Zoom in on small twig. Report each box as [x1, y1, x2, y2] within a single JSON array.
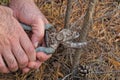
[[64, 0, 73, 28], [61, 73, 72, 80], [70, 13, 86, 28], [95, 4, 120, 22], [90, 70, 120, 74]]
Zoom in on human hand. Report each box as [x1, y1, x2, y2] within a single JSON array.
[[10, 0, 48, 47], [9, 0, 52, 73], [0, 6, 37, 73]]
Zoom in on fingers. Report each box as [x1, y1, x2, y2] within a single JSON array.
[[11, 39, 28, 68], [2, 48, 18, 72], [19, 32, 36, 62], [27, 62, 37, 69], [36, 52, 52, 62], [22, 61, 42, 74], [22, 67, 30, 74], [28, 60, 42, 69], [0, 55, 9, 73], [31, 18, 45, 47]]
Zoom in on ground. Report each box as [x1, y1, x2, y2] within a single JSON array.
[[0, 0, 120, 80]]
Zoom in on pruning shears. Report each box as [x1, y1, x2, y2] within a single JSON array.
[[21, 23, 87, 55]]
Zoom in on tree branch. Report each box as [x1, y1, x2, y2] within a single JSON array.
[[64, 0, 72, 28], [72, 0, 98, 79]]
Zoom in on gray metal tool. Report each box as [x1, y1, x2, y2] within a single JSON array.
[[21, 23, 55, 55], [21, 23, 87, 55]]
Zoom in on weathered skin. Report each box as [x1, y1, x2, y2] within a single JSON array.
[[0, 0, 52, 73], [0, 6, 36, 73], [9, 0, 47, 47], [9, 0, 52, 73]]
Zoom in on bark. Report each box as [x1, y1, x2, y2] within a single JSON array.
[[64, 0, 72, 28], [72, 0, 98, 79]]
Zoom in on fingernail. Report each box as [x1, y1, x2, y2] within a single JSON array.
[[34, 42, 38, 48]]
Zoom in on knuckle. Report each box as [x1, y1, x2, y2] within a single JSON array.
[[8, 57, 16, 65], [35, 17, 43, 23], [19, 58, 28, 68], [17, 50, 24, 57], [6, 8, 13, 15], [0, 6, 13, 15], [3, 38, 10, 47], [22, 59, 28, 65]]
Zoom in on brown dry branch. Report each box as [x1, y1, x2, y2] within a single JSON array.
[[72, 0, 98, 79], [64, 0, 73, 28], [94, 4, 120, 22]]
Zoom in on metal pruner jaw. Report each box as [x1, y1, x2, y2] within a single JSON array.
[[72, 31, 80, 39], [56, 29, 80, 42]]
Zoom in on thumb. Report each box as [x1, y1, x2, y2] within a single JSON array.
[[31, 19, 45, 48]]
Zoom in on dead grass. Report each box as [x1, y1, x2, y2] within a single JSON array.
[[0, 0, 120, 80]]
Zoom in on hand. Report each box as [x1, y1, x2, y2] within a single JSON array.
[[10, 0, 48, 47], [0, 6, 36, 73], [9, 0, 52, 73]]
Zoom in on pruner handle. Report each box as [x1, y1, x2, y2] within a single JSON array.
[[20, 23, 55, 55]]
